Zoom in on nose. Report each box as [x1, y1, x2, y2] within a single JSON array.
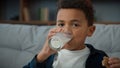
[[61, 25, 72, 35]]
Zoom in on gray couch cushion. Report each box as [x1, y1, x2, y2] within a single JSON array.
[[85, 24, 120, 57], [0, 24, 53, 68]]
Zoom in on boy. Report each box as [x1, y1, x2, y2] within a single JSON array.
[[24, 0, 120, 68]]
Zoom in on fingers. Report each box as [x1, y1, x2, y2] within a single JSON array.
[[48, 28, 62, 39], [108, 57, 120, 68], [109, 57, 120, 64], [39, 28, 62, 58]]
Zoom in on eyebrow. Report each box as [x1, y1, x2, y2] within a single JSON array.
[[57, 19, 80, 23], [57, 20, 64, 23], [71, 19, 80, 23]]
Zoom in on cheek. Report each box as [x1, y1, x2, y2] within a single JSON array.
[[72, 31, 81, 41], [73, 29, 85, 37], [73, 30, 87, 41]]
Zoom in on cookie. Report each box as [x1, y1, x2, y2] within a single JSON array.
[[102, 56, 109, 68]]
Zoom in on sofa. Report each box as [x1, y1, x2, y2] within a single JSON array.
[[0, 23, 120, 68]]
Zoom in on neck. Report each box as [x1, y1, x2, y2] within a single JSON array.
[[72, 45, 86, 51], [64, 44, 86, 51]]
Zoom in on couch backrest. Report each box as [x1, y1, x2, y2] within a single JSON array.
[[0, 24, 53, 68], [85, 24, 120, 58], [0, 23, 120, 68]]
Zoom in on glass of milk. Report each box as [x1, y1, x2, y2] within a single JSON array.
[[49, 32, 72, 51]]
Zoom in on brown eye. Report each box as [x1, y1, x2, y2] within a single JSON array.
[[73, 24, 79, 27], [72, 23, 80, 27], [58, 23, 64, 27]]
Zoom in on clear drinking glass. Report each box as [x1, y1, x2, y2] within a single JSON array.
[[49, 32, 72, 51]]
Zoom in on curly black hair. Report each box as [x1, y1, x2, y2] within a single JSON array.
[[57, 0, 94, 26]]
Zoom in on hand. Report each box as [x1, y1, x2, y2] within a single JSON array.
[[37, 28, 62, 62], [108, 57, 120, 68]]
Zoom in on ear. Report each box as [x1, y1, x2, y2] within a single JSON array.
[[87, 25, 96, 37]]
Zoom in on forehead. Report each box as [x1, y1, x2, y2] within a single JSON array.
[[57, 9, 86, 21]]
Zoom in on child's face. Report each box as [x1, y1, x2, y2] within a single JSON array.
[[56, 9, 95, 50]]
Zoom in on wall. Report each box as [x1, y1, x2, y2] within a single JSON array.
[[5, 0, 19, 20], [2, 0, 120, 22], [93, 1, 120, 22]]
